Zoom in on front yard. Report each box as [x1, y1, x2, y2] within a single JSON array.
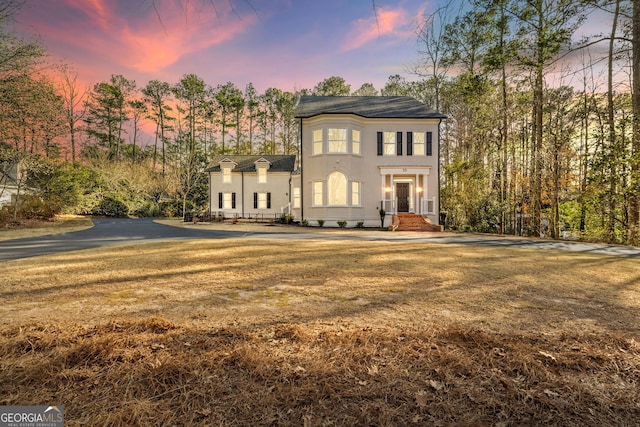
[[0, 238, 639, 425]]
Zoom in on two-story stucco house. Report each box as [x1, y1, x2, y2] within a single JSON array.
[[206, 155, 297, 219], [292, 96, 446, 228]]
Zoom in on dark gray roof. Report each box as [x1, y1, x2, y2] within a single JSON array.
[[295, 96, 446, 119], [205, 155, 297, 173]]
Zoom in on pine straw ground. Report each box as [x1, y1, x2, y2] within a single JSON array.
[[0, 238, 639, 426]]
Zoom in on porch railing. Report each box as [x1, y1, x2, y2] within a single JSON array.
[[422, 197, 436, 215], [280, 203, 291, 215]]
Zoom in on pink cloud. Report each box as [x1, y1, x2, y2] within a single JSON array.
[[341, 6, 411, 52], [20, 0, 257, 76]]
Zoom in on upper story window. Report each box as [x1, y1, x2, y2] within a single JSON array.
[[311, 127, 361, 155], [328, 128, 347, 153], [222, 167, 232, 183], [313, 129, 323, 155], [257, 167, 267, 183], [352, 129, 360, 155], [383, 132, 396, 155], [413, 132, 425, 155]]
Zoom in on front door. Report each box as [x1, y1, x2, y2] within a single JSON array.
[[396, 183, 410, 212]]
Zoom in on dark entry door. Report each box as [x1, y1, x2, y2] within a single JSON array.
[[396, 183, 410, 212]]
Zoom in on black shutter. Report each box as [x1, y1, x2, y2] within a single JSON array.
[[218, 192, 223, 209], [377, 132, 383, 156], [253, 192, 258, 209], [426, 132, 433, 156], [267, 192, 271, 209], [232, 193, 236, 209], [396, 132, 402, 156], [407, 132, 413, 156]]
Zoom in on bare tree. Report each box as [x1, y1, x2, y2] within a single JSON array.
[[58, 65, 87, 163]]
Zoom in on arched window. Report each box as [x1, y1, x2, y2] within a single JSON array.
[[328, 171, 347, 205]]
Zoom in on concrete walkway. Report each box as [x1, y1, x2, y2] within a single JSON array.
[[1, 217, 639, 262]]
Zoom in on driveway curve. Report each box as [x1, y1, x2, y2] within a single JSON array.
[[1, 217, 640, 262], [0, 218, 248, 262]]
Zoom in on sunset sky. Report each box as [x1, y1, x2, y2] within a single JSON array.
[[14, 0, 434, 93]]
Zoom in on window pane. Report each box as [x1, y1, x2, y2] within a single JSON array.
[[351, 181, 360, 206], [328, 128, 347, 152], [383, 132, 395, 155], [328, 172, 347, 205], [293, 187, 301, 208], [223, 193, 232, 209], [258, 167, 267, 183], [313, 129, 323, 155], [413, 132, 425, 155], [352, 129, 360, 154], [222, 168, 231, 183], [258, 192, 267, 209], [313, 182, 323, 206]]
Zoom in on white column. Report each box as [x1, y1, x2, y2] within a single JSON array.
[[381, 174, 386, 209], [390, 174, 394, 213], [415, 173, 419, 214]]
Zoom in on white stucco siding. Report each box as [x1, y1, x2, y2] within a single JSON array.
[[300, 115, 441, 227]]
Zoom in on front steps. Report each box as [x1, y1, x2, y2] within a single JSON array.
[[390, 213, 443, 232]]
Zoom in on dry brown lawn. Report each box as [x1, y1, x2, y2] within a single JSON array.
[[0, 237, 639, 426], [0, 215, 93, 241]]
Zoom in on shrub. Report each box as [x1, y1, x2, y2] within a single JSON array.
[[337, 220, 347, 228], [280, 213, 294, 224], [300, 219, 309, 227], [94, 196, 129, 217], [355, 221, 365, 228], [132, 201, 161, 218], [14, 195, 60, 220], [159, 200, 195, 218], [317, 219, 325, 227]]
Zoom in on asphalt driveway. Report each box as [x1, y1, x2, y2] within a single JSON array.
[[1, 217, 640, 262], [0, 218, 246, 262]]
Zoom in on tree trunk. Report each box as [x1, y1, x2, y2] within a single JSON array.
[[631, 0, 640, 243], [606, 0, 620, 243]]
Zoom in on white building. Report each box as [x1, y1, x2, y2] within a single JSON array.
[[206, 155, 297, 220], [292, 96, 445, 228], [206, 96, 446, 228]]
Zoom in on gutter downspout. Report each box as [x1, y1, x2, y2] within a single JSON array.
[[241, 171, 245, 218], [299, 117, 304, 222], [437, 118, 443, 227]]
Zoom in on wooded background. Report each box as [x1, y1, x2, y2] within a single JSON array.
[[1, 0, 638, 245]]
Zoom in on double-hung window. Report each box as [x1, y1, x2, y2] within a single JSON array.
[[219, 192, 236, 209], [222, 167, 232, 183], [383, 132, 395, 155], [352, 129, 360, 155], [351, 181, 361, 206], [293, 187, 301, 209], [328, 128, 347, 153], [254, 192, 271, 209], [413, 132, 425, 155], [313, 129, 323, 155], [313, 182, 323, 206], [257, 167, 267, 184]]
